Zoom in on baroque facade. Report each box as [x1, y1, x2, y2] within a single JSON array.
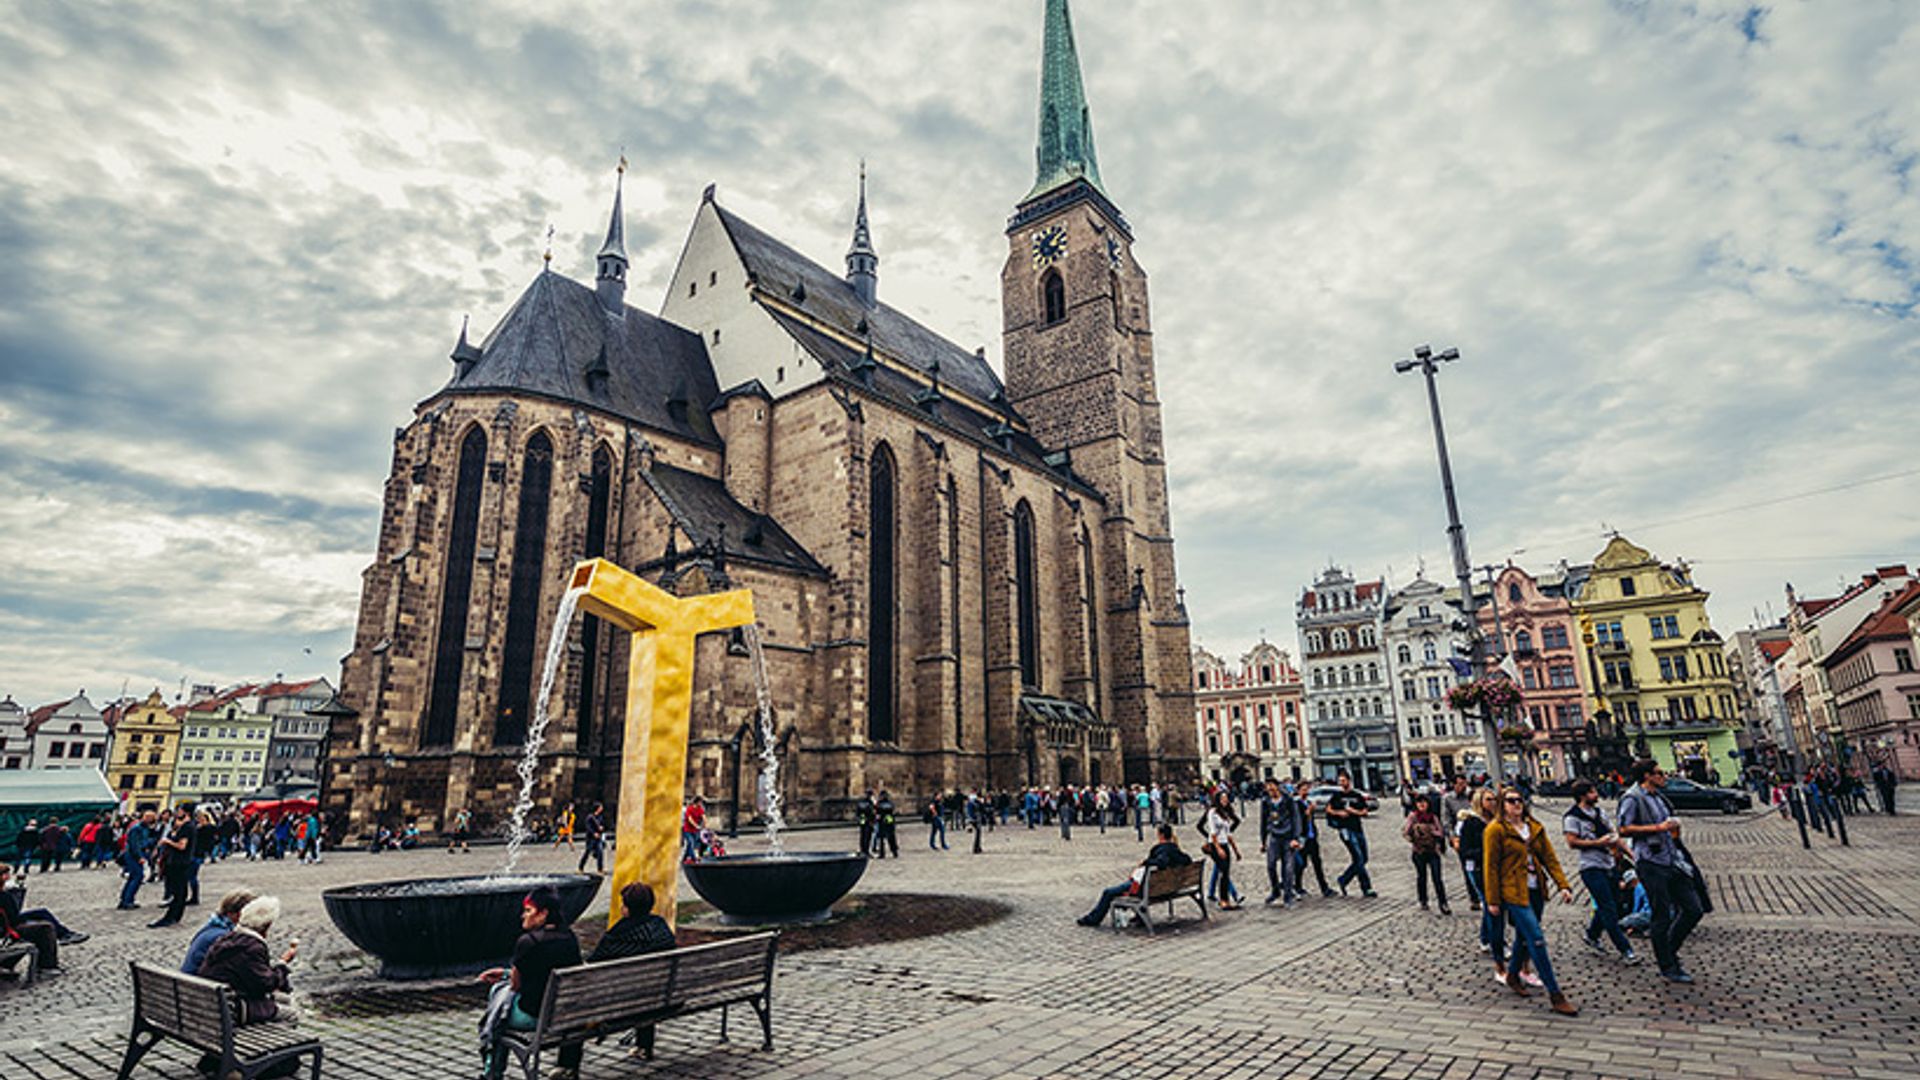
[[1297, 567, 1396, 790], [327, 0, 1197, 835], [1192, 640, 1306, 784], [1381, 576, 1479, 782], [109, 691, 182, 811], [1477, 565, 1585, 778]]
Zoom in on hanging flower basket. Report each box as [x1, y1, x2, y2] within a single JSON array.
[[1498, 724, 1536, 743], [1448, 678, 1523, 712]]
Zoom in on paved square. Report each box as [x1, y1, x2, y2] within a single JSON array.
[[5, 806, 1918, 1078]]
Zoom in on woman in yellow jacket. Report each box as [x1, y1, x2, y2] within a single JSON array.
[[1482, 787, 1579, 1016]]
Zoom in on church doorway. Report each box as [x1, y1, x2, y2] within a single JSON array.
[[1089, 759, 1102, 788], [1059, 756, 1079, 787]]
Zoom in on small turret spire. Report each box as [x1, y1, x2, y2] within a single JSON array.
[[845, 160, 878, 308], [1026, 0, 1105, 202], [596, 154, 629, 313]]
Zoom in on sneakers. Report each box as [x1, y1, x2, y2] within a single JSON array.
[[1362, 889, 1378, 899], [1583, 935, 1609, 956], [57, 932, 89, 946], [1520, 970, 1545, 988], [1622, 950, 1643, 966], [1438, 904, 1452, 916], [1478, 942, 1492, 955], [1660, 966, 1695, 984]]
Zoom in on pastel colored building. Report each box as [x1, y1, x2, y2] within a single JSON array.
[[108, 690, 183, 812], [258, 678, 333, 789], [1477, 565, 1587, 779], [1192, 640, 1307, 784], [1824, 581, 1920, 779], [1381, 575, 1479, 782], [0, 697, 26, 770], [1298, 566, 1397, 790], [26, 693, 109, 771], [1785, 565, 1913, 762], [1569, 537, 1739, 783], [174, 685, 273, 805]]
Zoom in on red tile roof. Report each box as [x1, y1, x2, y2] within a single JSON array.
[[1756, 639, 1792, 663], [254, 678, 323, 699], [183, 684, 261, 713], [1827, 582, 1920, 666]]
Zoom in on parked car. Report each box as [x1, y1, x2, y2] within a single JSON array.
[[1304, 786, 1380, 812], [1660, 777, 1752, 814]]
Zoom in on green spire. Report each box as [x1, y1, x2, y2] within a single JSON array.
[[1026, 0, 1105, 202]]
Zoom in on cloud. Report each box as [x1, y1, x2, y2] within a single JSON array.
[[0, 0, 1914, 702]]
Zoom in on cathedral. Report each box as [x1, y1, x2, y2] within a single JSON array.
[[326, 0, 1198, 835]]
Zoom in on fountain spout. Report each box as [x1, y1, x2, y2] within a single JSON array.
[[568, 557, 754, 928]]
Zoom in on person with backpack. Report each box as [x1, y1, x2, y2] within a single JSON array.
[[1618, 759, 1703, 984], [1402, 798, 1450, 914], [874, 791, 900, 858], [1562, 779, 1640, 966]]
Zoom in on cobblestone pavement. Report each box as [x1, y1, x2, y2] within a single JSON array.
[[5, 805, 1918, 1078]]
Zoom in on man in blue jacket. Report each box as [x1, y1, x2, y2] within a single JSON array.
[[118, 811, 157, 910]]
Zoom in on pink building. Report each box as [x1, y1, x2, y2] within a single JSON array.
[[1192, 640, 1308, 784], [1477, 565, 1590, 779], [1825, 581, 1920, 779]]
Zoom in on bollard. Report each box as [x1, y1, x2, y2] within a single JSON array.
[[1833, 792, 1851, 847], [1788, 787, 1811, 850]]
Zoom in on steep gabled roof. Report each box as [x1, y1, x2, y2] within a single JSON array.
[[1828, 582, 1920, 666], [1756, 639, 1793, 663], [638, 463, 826, 577], [435, 271, 722, 447], [711, 203, 1005, 408]]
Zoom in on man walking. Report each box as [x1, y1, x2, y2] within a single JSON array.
[[1618, 759, 1702, 983], [1442, 775, 1481, 910], [874, 791, 900, 858], [1326, 772, 1375, 897], [1563, 780, 1640, 965], [1873, 761, 1897, 816], [577, 803, 607, 873], [1259, 780, 1304, 906], [119, 811, 157, 910], [148, 807, 197, 928]]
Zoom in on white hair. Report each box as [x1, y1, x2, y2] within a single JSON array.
[[237, 895, 281, 933]]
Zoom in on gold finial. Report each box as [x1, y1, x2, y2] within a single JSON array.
[[543, 223, 554, 268]]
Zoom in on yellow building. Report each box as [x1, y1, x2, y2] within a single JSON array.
[[1572, 537, 1741, 783], [109, 690, 182, 812]]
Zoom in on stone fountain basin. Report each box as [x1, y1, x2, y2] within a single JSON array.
[[322, 873, 602, 980], [682, 852, 867, 925]]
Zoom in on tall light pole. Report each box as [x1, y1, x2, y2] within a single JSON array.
[[1395, 344, 1504, 783]]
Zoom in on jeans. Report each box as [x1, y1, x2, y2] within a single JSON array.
[[578, 835, 605, 872], [486, 994, 582, 1076], [119, 856, 145, 908], [1504, 901, 1561, 995], [1265, 838, 1299, 900], [1580, 866, 1632, 955], [1638, 860, 1704, 972], [1470, 870, 1505, 966], [1299, 836, 1331, 894], [1207, 852, 1239, 903], [1336, 829, 1371, 892], [1082, 882, 1132, 924], [1458, 856, 1482, 907], [186, 857, 203, 904], [18, 908, 75, 938], [1410, 850, 1447, 908], [928, 818, 948, 849]]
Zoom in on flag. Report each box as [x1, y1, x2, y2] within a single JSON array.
[[1498, 652, 1522, 682], [1447, 657, 1473, 679]]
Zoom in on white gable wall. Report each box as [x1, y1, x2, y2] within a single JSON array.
[[659, 200, 828, 399]]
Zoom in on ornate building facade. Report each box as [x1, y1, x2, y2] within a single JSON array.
[[1381, 576, 1478, 782], [327, 0, 1197, 835], [1298, 567, 1396, 790], [109, 691, 182, 812], [1192, 641, 1306, 784], [1477, 565, 1585, 779]]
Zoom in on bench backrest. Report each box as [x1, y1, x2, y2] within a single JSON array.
[[1143, 861, 1203, 902], [130, 961, 233, 1052], [535, 932, 777, 1043]]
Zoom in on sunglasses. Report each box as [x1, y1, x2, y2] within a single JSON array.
[[1503, 796, 1524, 804]]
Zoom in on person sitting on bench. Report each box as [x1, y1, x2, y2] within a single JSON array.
[[2, 861, 87, 946], [1, 862, 63, 975], [1076, 824, 1193, 927], [587, 881, 679, 1060], [479, 885, 583, 1080]]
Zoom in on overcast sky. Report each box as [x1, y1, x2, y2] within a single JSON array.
[[2, 1, 1915, 705]]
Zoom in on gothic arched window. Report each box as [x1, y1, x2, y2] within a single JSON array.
[[575, 444, 614, 751], [424, 426, 487, 748], [496, 431, 555, 747], [868, 444, 897, 743], [1041, 269, 1066, 325], [1014, 500, 1040, 688]]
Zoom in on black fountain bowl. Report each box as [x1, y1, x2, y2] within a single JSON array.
[[322, 873, 602, 980], [682, 852, 868, 926]]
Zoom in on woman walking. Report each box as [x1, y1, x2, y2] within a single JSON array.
[[1459, 788, 1506, 971], [1203, 792, 1245, 909], [1403, 798, 1451, 914], [1483, 787, 1578, 1015]]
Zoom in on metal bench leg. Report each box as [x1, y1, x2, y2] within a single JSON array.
[[309, 1046, 323, 1080], [720, 1002, 730, 1041], [115, 1024, 159, 1080], [752, 994, 773, 1051]]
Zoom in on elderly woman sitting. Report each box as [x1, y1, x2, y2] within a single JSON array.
[[197, 896, 300, 1024]]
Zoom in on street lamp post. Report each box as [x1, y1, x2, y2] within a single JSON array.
[[1396, 344, 1503, 783]]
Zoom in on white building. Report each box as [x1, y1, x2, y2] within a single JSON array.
[[1298, 566, 1397, 791], [0, 696, 28, 769], [1381, 575, 1480, 782], [26, 693, 110, 770], [257, 678, 334, 789]]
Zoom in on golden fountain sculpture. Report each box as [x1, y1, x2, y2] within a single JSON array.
[[568, 556, 754, 928]]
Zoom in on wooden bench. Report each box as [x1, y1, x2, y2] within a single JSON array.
[[117, 962, 322, 1080], [494, 932, 778, 1080], [1108, 861, 1208, 934], [0, 940, 38, 986]]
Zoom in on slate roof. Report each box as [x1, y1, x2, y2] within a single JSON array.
[[435, 271, 721, 447], [639, 462, 826, 577], [711, 204, 1005, 407]]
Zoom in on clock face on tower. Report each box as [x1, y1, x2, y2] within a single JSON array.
[[1030, 224, 1068, 268]]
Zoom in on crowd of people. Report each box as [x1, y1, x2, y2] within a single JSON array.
[[1074, 758, 1728, 1019]]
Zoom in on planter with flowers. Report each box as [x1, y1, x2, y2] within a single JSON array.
[[1447, 678, 1523, 713]]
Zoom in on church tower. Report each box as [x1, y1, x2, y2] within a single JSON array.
[[1002, 0, 1197, 785]]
